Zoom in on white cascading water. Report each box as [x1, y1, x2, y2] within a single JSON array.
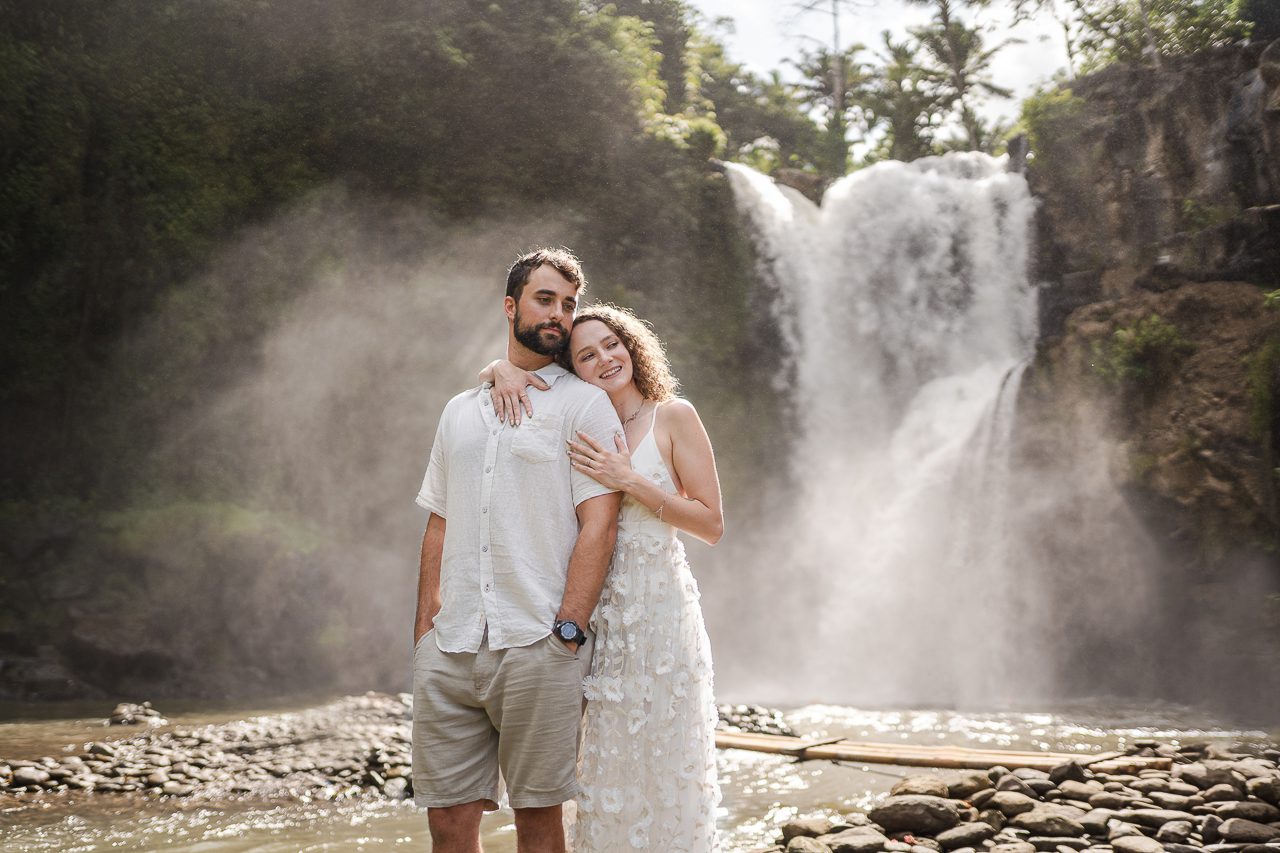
[[726, 154, 1050, 706]]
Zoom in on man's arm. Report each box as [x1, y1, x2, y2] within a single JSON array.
[[556, 492, 621, 644], [414, 512, 446, 644]]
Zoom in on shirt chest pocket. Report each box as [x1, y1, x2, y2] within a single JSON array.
[[510, 414, 564, 464]]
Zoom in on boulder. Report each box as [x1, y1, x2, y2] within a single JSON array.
[[869, 796, 963, 835]]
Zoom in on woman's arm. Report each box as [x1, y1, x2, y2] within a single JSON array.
[[569, 400, 724, 545], [478, 360, 549, 425]]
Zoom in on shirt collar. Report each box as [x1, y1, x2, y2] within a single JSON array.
[[532, 362, 568, 386]]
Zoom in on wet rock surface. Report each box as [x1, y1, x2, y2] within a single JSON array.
[[751, 743, 1280, 853]]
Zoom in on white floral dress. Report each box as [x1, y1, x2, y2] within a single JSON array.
[[572, 411, 721, 852]]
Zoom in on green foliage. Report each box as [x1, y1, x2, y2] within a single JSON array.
[[791, 44, 872, 177], [1065, 0, 1252, 70], [1018, 87, 1085, 172], [1181, 198, 1233, 231], [1246, 338, 1280, 443], [905, 0, 1015, 153], [1262, 290, 1280, 311], [1091, 314, 1195, 387], [862, 32, 945, 163]]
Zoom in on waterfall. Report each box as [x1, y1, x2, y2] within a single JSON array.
[[724, 155, 1052, 706]]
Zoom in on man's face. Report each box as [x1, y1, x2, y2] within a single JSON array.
[[507, 264, 578, 357]]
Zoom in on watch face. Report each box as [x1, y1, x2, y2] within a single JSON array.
[[558, 622, 576, 640]]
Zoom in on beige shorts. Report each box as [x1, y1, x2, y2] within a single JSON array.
[[411, 630, 592, 810]]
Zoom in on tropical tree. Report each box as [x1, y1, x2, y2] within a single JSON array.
[[791, 44, 872, 176], [907, 0, 1015, 152], [862, 32, 946, 162], [1061, 0, 1251, 69]]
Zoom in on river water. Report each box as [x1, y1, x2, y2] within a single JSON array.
[[2, 698, 1271, 852]]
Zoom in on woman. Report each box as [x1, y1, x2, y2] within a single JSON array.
[[483, 304, 723, 852]]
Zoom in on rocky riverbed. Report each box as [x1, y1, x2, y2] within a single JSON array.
[[747, 744, 1280, 853], [0, 693, 791, 803]]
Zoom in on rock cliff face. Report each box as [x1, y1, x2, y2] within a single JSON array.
[[1021, 40, 1280, 693]]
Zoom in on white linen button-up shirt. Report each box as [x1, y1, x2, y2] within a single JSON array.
[[416, 363, 622, 652]]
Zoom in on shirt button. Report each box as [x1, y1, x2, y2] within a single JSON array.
[[484, 584, 491, 592], [491, 430, 498, 436], [481, 545, 489, 552], [485, 466, 492, 473], [482, 507, 488, 514]]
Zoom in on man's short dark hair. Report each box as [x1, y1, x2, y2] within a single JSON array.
[[506, 247, 586, 302]]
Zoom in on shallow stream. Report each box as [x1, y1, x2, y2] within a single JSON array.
[[2, 699, 1271, 851]]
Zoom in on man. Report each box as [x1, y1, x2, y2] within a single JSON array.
[[412, 247, 623, 853]]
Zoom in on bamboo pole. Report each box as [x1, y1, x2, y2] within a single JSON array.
[[715, 731, 1171, 774]]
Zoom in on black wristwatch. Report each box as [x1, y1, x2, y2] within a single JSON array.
[[553, 619, 587, 646]]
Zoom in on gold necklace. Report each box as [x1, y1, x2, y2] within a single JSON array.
[[621, 399, 647, 427]]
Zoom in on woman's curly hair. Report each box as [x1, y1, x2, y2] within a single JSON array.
[[563, 304, 680, 402]]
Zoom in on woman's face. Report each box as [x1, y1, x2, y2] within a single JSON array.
[[570, 319, 633, 394]]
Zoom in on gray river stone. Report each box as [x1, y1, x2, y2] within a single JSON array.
[[869, 796, 963, 835], [1156, 820, 1194, 842], [1118, 808, 1197, 828], [1028, 837, 1089, 851], [1109, 835, 1164, 853], [1088, 792, 1131, 810], [992, 792, 1040, 817], [1148, 792, 1192, 810], [1205, 783, 1247, 802], [988, 843, 1036, 853], [999, 776, 1040, 798], [1049, 763, 1091, 786], [1058, 781, 1104, 800], [1219, 819, 1280, 843], [783, 819, 842, 841], [1079, 808, 1117, 836], [1214, 801, 1280, 823], [11, 767, 51, 787], [893, 776, 952, 798], [821, 828, 890, 853], [1010, 808, 1086, 837], [787, 838, 832, 853], [1247, 776, 1280, 806], [950, 772, 994, 799], [936, 822, 996, 849]]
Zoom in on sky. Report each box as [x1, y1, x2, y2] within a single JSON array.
[[683, 0, 1072, 128]]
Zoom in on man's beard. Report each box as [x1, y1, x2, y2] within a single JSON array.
[[514, 307, 570, 357]]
